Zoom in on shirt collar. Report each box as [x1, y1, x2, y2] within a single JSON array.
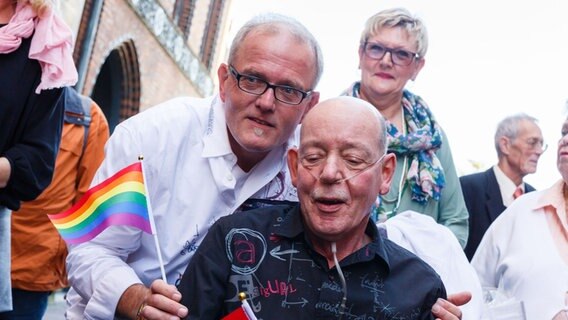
[[201, 94, 298, 160], [534, 179, 565, 212], [275, 204, 391, 272], [493, 165, 524, 206], [202, 95, 233, 158]]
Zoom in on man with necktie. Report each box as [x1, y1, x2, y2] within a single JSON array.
[[460, 113, 545, 260]]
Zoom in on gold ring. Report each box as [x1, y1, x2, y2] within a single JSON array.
[[135, 302, 147, 320]]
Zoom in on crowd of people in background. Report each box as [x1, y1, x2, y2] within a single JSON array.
[[0, 1, 566, 320]]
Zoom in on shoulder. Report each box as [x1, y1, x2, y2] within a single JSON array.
[[89, 102, 106, 123], [216, 204, 294, 230], [460, 170, 488, 185], [491, 188, 543, 225], [116, 96, 213, 136], [382, 238, 443, 283]]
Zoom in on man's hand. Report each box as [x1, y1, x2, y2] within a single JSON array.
[[117, 280, 188, 319], [432, 291, 472, 320]]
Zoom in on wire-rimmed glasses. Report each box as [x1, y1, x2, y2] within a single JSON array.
[[524, 138, 548, 153]]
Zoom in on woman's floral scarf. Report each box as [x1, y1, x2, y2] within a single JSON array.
[[342, 82, 445, 205]]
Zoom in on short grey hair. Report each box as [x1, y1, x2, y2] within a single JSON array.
[[228, 12, 324, 89], [359, 7, 428, 58], [494, 113, 539, 157]]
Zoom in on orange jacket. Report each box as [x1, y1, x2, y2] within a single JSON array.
[[10, 100, 109, 291]]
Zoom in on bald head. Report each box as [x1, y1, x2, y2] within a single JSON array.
[[288, 96, 396, 245], [301, 96, 388, 155]]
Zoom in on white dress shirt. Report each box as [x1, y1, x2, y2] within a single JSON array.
[[65, 95, 297, 319], [472, 180, 568, 319]]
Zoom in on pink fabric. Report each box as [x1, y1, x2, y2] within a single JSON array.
[[0, 2, 77, 93]]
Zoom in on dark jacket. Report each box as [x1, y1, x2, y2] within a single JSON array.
[[0, 35, 65, 210]]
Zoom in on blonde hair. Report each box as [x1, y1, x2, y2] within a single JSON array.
[[360, 7, 428, 58], [18, 0, 52, 17]]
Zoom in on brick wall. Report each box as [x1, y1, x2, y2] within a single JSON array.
[[85, 0, 201, 111]]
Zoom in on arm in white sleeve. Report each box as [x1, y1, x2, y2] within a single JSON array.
[[66, 124, 146, 319], [471, 222, 501, 289]]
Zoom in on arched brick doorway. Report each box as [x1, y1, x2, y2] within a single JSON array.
[[91, 40, 141, 133]]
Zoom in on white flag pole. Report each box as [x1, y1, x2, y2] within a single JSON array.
[[239, 292, 258, 320], [138, 156, 167, 282]]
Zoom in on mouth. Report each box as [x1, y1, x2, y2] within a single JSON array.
[[376, 72, 394, 79], [248, 117, 275, 128], [313, 196, 347, 212]]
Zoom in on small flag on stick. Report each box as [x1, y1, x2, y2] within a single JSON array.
[[48, 162, 152, 244], [222, 292, 257, 320], [49, 159, 167, 281]]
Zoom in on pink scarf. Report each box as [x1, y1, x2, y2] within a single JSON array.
[[0, 2, 77, 93]]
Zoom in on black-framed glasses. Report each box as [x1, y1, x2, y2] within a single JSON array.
[[362, 42, 419, 66], [229, 65, 311, 105]]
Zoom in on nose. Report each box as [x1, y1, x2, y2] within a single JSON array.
[[255, 87, 276, 112], [318, 156, 345, 184], [379, 51, 394, 67]]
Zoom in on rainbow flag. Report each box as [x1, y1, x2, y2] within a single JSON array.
[[48, 162, 153, 244]]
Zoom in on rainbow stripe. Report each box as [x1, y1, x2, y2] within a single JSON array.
[[48, 162, 153, 244]]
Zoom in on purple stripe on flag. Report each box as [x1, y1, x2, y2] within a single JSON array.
[[63, 213, 153, 244]]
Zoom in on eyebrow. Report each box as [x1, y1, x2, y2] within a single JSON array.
[[300, 140, 375, 156], [237, 68, 305, 90]]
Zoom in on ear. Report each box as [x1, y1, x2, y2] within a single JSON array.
[[287, 148, 300, 188], [217, 63, 229, 102], [499, 137, 511, 156], [299, 91, 320, 123], [358, 45, 365, 69], [378, 153, 397, 195], [410, 58, 425, 81]]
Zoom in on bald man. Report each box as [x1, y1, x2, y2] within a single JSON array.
[[177, 96, 447, 319]]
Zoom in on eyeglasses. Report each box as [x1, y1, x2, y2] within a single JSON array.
[[362, 42, 419, 66], [300, 152, 386, 183], [523, 138, 548, 152], [229, 65, 311, 105]]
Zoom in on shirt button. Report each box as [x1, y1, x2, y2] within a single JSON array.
[[226, 175, 233, 181]]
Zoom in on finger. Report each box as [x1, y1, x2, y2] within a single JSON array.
[[150, 279, 183, 302], [431, 298, 461, 320], [447, 291, 472, 306], [146, 292, 188, 319], [140, 303, 182, 320]]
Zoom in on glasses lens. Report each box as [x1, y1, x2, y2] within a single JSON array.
[[300, 153, 384, 179], [237, 75, 268, 95], [392, 49, 414, 65], [275, 87, 304, 105], [365, 43, 386, 60], [525, 138, 547, 151]]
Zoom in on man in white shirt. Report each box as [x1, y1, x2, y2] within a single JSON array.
[[66, 13, 470, 320], [460, 113, 545, 260], [65, 13, 322, 320]]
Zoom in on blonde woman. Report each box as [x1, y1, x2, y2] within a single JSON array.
[[342, 8, 468, 247]]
